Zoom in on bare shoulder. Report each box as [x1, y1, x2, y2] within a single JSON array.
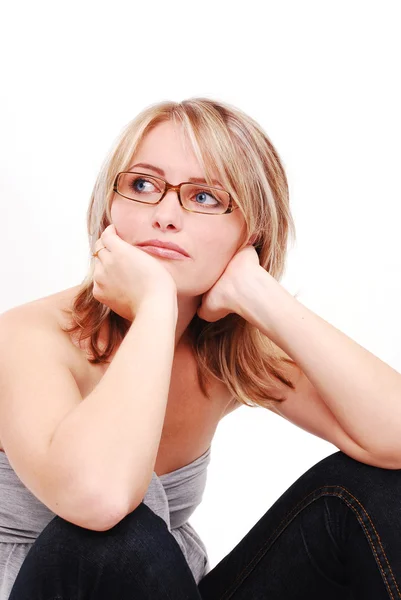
[[1, 285, 81, 322], [0, 286, 87, 453], [0, 285, 85, 368]]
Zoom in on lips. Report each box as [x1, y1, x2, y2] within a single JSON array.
[[138, 245, 188, 260], [137, 239, 190, 257]]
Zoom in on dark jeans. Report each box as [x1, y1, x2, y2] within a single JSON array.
[[9, 450, 401, 599]]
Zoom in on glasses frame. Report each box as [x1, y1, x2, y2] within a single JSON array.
[[113, 171, 238, 215]]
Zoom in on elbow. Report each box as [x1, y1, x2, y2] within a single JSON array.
[[46, 463, 149, 531], [51, 486, 131, 532], [79, 492, 129, 531], [358, 448, 401, 470], [376, 453, 401, 470], [363, 441, 401, 470], [75, 485, 146, 531]]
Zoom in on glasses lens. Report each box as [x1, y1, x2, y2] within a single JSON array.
[[117, 173, 164, 203], [181, 184, 230, 214]]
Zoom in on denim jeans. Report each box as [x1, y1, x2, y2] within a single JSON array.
[[8, 450, 401, 599]]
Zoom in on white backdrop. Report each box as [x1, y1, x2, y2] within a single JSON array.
[[1, 0, 400, 571]]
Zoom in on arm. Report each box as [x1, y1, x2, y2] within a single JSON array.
[[49, 296, 178, 522], [0, 295, 177, 531], [236, 267, 401, 467]]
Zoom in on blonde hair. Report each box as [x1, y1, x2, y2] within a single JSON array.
[[62, 97, 298, 408]]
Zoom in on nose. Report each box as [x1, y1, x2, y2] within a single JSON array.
[[151, 188, 183, 230]]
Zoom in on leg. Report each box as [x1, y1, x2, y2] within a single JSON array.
[[9, 501, 203, 599], [198, 450, 401, 600]]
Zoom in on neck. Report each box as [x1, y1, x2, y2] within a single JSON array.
[[115, 293, 202, 351], [174, 293, 203, 348]]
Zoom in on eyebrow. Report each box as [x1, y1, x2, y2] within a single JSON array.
[[129, 162, 223, 187]]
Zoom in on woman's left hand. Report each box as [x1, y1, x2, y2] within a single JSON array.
[[197, 244, 261, 322]]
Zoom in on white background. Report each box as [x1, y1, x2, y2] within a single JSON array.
[[1, 0, 400, 571]]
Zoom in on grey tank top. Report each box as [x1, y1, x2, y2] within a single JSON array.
[[0, 446, 211, 599]]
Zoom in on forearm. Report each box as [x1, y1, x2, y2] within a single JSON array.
[[49, 296, 178, 517], [237, 267, 401, 459]]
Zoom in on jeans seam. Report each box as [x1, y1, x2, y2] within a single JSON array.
[[219, 485, 400, 600], [334, 490, 397, 600]]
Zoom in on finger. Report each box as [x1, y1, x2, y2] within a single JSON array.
[[94, 247, 109, 260], [102, 223, 116, 236], [100, 223, 120, 250], [95, 224, 117, 252], [93, 238, 110, 260]]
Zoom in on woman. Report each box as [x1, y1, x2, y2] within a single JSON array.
[[1, 98, 400, 599]]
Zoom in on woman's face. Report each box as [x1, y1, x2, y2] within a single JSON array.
[[110, 120, 247, 298]]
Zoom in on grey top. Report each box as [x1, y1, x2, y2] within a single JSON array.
[[0, 446, 211, 599]]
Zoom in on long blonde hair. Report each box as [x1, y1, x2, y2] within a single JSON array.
[[62, 98, 298, 408]]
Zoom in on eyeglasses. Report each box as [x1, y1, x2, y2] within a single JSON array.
[[113, 171, 238, 215]]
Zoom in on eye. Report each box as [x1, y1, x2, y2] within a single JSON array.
[[129, 177, 158, 194], [127, 175, 165, 196], [191, 189, 221, 207]]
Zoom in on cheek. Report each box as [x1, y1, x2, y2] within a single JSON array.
[[203, 223, 242, 259], [199, 224, 241, 265], [110, 201, 142, 240], [110, 199, 124, 224], [195, 239, 236, 288]]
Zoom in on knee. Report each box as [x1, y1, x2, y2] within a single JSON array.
[[32, 501, 171, 568], [11, 503, 192, 597], [317, 449, 401, 479], [306, 450, 401, 504]]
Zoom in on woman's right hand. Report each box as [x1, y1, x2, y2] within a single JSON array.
[[92, 224, 177, 321]]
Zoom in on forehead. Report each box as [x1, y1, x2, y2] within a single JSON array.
[[130, 120, 221, 184]]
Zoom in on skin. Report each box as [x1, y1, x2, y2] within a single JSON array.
[[109, 119, 249, 346]]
